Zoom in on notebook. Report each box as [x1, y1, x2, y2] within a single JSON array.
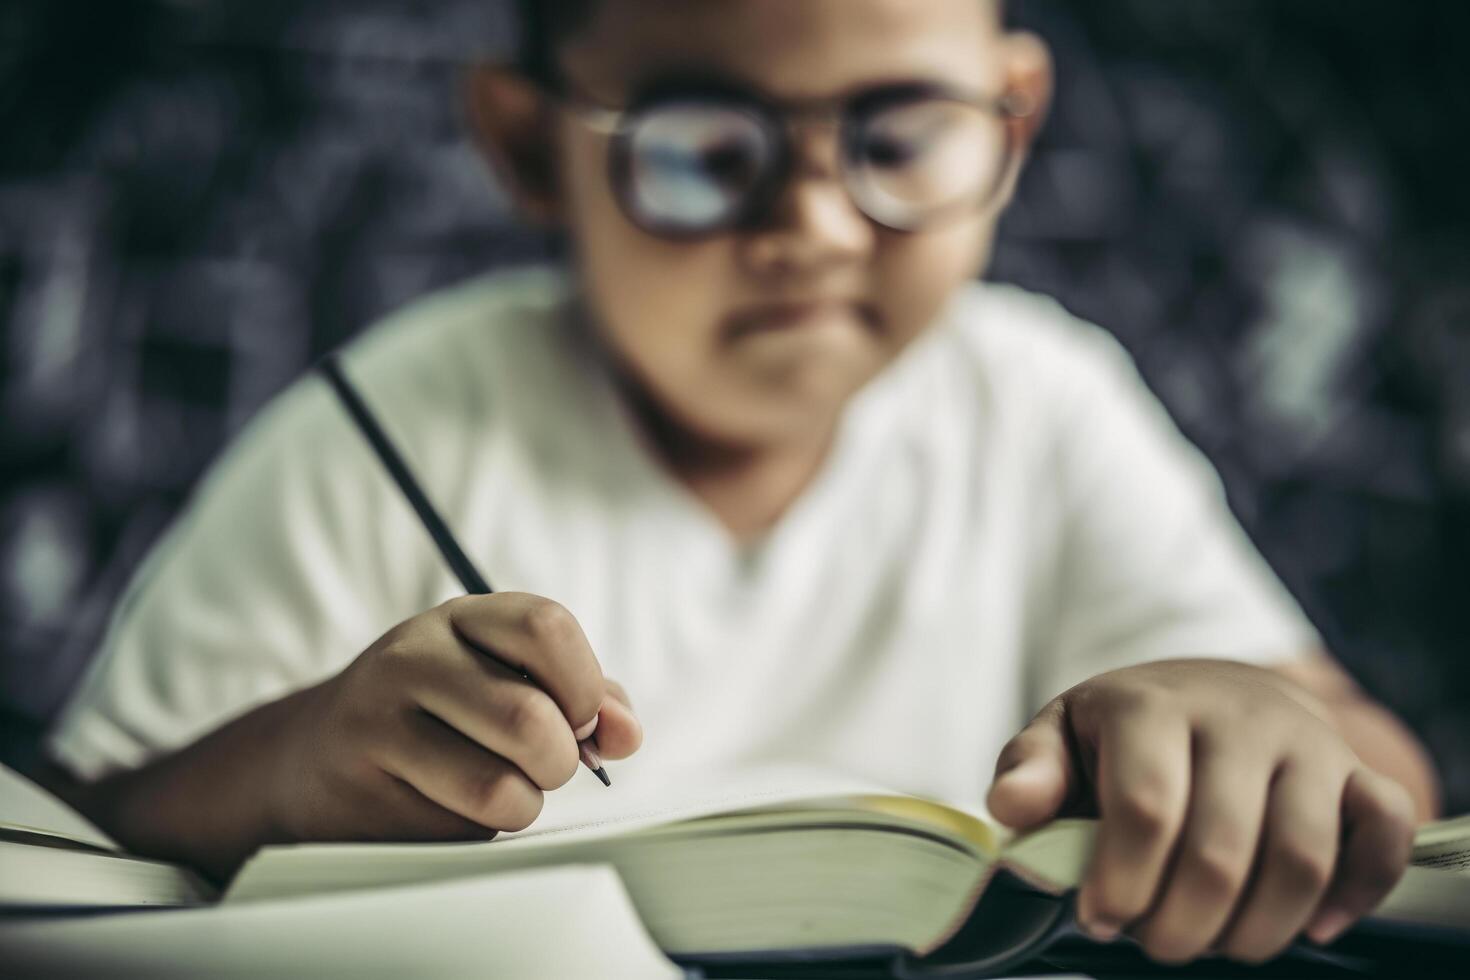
[[0, 763, 212, 910], [5, 762, 1468, 977], [222, 767, 1470, 976], [0, 864, 683, 979]]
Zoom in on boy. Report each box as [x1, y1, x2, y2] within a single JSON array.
[[45, 0, 1438, 966]]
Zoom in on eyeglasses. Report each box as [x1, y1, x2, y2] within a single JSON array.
[[557, 76, 1033, 239]]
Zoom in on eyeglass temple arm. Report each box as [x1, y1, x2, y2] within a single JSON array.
[[551, 86, 1035, 137], [555, 98, 623, 135]]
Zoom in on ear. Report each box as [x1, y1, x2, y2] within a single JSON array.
[[999, 31, 1054, 149], [464, 65, 564, 225]]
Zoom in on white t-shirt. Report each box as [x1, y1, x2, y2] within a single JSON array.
[[47, 267, 1316, 816]]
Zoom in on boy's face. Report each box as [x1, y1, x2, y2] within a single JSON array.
[[480, 0, 1049, 452]]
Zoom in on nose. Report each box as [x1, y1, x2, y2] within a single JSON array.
[[736, 124, 875, 279]]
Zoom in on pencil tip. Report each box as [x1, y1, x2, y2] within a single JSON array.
[[594, 766, 611, 787]]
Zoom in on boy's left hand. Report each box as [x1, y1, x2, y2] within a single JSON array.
[[986, 659, 1417, 965]]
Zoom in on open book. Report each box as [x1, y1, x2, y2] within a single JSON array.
[[1, 866, 683, 979], [0, 765, 680, 977], [223, 769, 1470, 976], [0, 763, 212, 910], [6, 763, 1469, 976]]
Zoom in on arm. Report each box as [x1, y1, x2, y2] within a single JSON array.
[[39, 370, 640, 881], [41, 687, 318, 882], [44, 595, 642, 883]]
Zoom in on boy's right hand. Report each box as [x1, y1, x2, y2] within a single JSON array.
[[265, 593, 642, 844]]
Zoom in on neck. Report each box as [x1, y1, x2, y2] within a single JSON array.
[[619, 376, 837, 541]]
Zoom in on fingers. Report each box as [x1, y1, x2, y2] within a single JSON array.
[[445, 593, 605, 728], [571, 678, 640, 762], [1305, 769, 1415, 945], [604, 678, 634, 710], [1004, 662, 1419, 968], [1077, 696, 1191, 941], [400, 597, 643, 790], [412, 650, 582, 791], [371, 776, 503, 843], [1216, 758, 1342, 963], [1132, 736, 1271, 963], [300, 595, 640, 852], [379, 709, 546, 832], [987, 699, 1076, 830], [592, 691, 644, 761]]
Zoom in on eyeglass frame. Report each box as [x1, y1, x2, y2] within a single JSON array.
[[541, 73, 1037, 239]]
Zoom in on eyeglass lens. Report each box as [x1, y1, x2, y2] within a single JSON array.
[[625, 101, 776, 233], [847, 97, 1008, 230], [615, 93, 1008, 235]]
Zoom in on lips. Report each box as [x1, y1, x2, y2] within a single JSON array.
[[724, 299, 874, 339]]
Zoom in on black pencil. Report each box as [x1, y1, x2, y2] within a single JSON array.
[[318, 352, 610, 787]]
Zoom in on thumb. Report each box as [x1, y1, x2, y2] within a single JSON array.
[[987, 699, 1076, 830], [586, 680, 642, 761]]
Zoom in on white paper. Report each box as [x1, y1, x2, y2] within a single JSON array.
[[0, 864, 684, 979], [0, 762, 117, 851], [224, 764, 962, 905], [498, 762, 895, 845]]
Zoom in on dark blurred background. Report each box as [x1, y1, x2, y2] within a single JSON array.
[[1, 0, 1466, 807]]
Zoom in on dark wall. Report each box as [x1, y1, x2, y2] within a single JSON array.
[[1, 0, 1466, 806]]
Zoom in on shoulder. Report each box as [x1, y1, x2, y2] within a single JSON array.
[[218, 266, 567, 457], [893, 280, 1154, 460], [322, 265, 591, 488], [342, 265, 577, 423], [109, 273, 583, 662], [933, 280, 1141, 400], [183, 266, 581, 554]]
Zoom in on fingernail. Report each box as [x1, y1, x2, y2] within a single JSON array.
[[579, 740, 604, 773], [573, 716, 599, 741], [1306, 908, 1353, 946]]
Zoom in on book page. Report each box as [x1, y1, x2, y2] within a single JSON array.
[[1412, 813, 1470, 875], [226, 765, 984, 903], [1376, 865, 1470, 931], [852, 794, 1001, 854], [997, 819, 1095, 894], [495, 763, 901, 847], [0, 762, 117, 852], [2, 864, 683, 979]]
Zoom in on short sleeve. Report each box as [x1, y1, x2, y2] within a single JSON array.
[[44, 270, 571, 781], [1033, 326, 1320, 701], [45, 375, 439, 781]]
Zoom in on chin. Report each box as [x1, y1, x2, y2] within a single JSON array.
[[689, 384, 863, 453], [644, 347, 886, 454]]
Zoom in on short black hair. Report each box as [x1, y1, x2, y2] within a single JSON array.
[[514, 0, 1006, 88], [516, 0, 599, 88]]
